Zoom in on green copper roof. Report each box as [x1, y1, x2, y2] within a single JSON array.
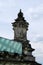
[[0, 37, 22, 54]]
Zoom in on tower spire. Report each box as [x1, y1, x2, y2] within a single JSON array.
[[20, 9, 22, 12], [11, 10, 41, 65], [12, 9, 29, 41], [18, 9, 23, 18]]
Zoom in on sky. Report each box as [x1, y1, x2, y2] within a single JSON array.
[[0, 0, 43, 64]]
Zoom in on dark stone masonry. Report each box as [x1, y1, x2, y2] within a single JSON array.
[[0, 9, 41, 65]]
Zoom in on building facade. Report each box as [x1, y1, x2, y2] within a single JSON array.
[[0, 9, 41, 65]]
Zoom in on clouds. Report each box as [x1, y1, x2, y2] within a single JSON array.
[[0, 0, 43, 23], [30, 42, 43, 64], [25, 4, 43, 22], [0, 0, 43, 64], [29, 34, 43, 43], [0, 22, 14, 39], [26, 3, 43, 64], [0, 0, 16, 23], [34, 36, 43, 43], [0, 0, 16, 7], [26, 4, 43, 44]]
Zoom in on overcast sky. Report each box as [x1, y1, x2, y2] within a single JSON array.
[[0, 0, 43, 64]]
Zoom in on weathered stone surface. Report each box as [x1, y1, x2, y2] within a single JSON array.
[[0, 9, 41, 65], [12, 9, 41, 65]]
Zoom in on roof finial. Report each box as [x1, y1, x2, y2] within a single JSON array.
[[18, 9, 23, 17], [20, 9, 22, 13]]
